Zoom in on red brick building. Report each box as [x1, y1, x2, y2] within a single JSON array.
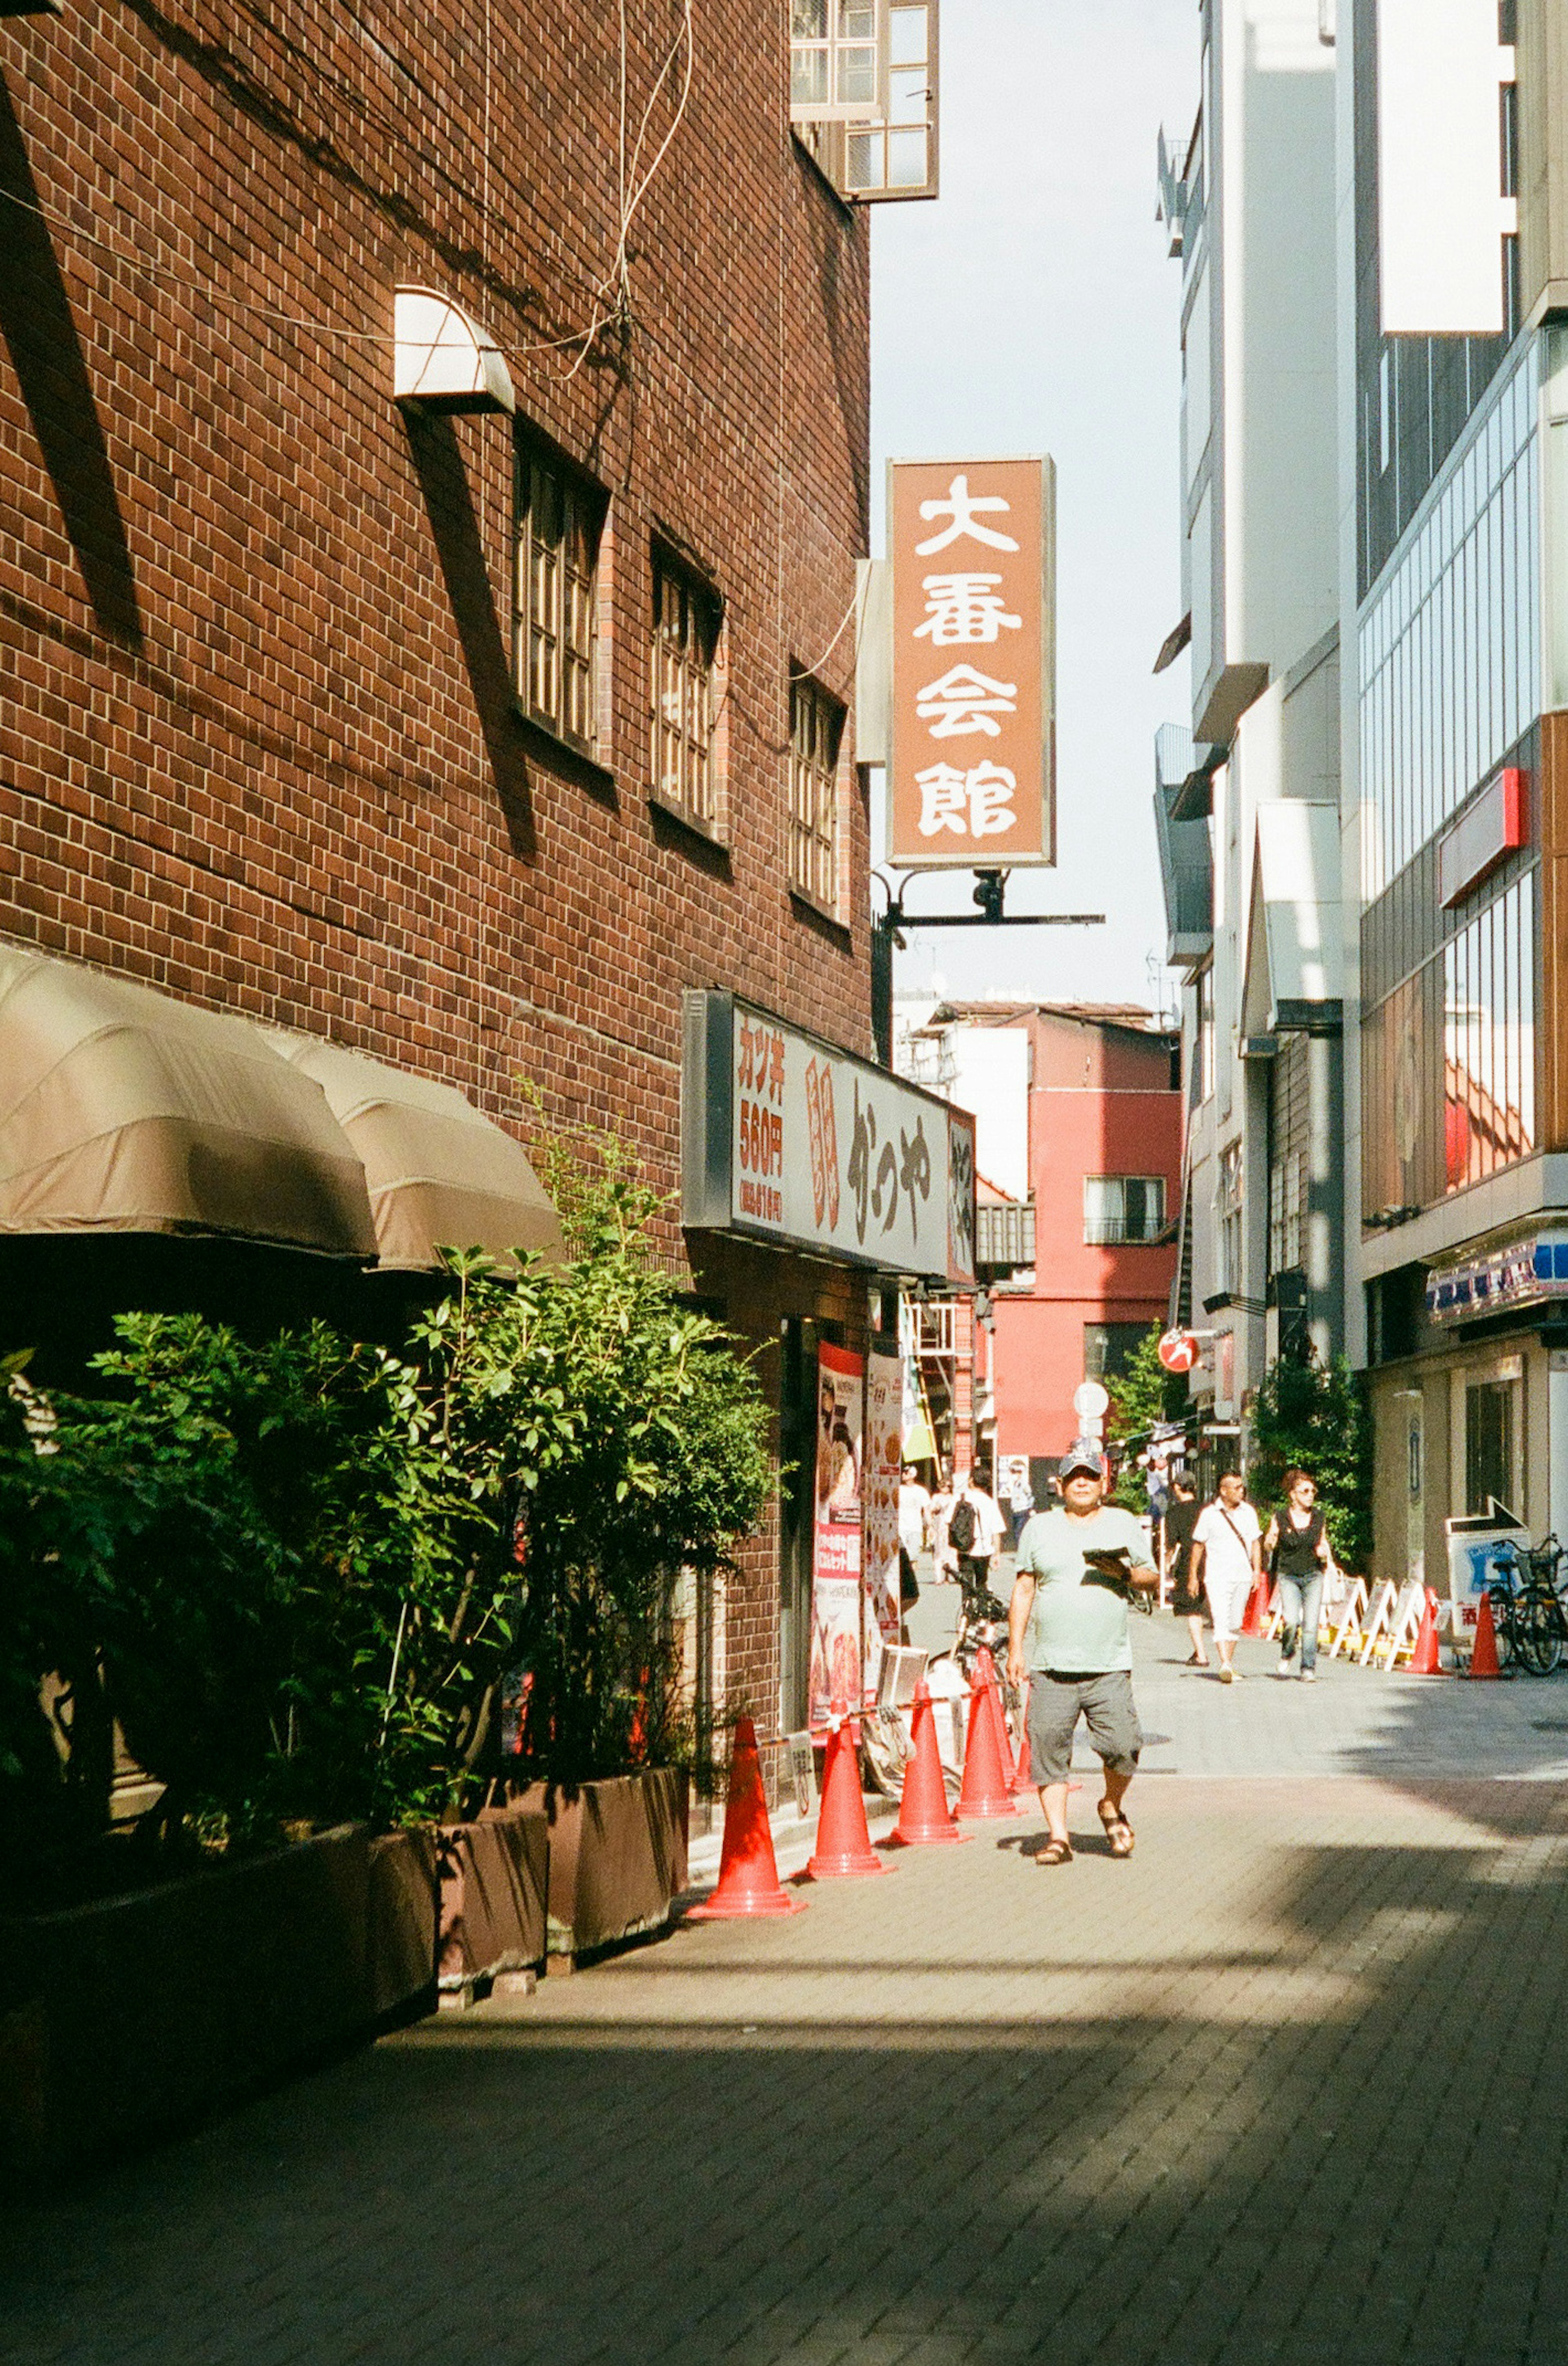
[[0, 1, 947, 1742]]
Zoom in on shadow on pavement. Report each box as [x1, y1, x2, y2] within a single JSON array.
[[7, 1781, 1568, 2366]]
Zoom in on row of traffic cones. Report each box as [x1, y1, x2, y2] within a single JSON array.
[[689, 1648, 1031, 1917]]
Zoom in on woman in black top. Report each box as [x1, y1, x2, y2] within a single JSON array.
[[1163, 1473, 1207, 1667], [1262, 1468, 1333, 1680]]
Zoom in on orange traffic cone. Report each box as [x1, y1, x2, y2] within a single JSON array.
[[1466, 1588, 1502, 1679], [1406, 1586, 1445, 1675], [1241, 1576, 1268, 1638], [806, 1704, 887, 1876], [892, 1681, 968, 1847], [955, 1650, 1025, 1820], [1010, 1682, 1033, 1794], [686, 1714, 807, 1918]]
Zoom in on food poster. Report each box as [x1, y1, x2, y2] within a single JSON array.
[[810, 1341, 864, 1726], [864, 1348, 904, 1691]]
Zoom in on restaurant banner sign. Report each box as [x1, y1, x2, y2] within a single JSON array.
[[887, 454, 1055, 868], [682, 991, 977, 1288]]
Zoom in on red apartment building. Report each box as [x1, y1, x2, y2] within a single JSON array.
[[906, 1003, 1182, 1471], [0, 0, 953, 1752]]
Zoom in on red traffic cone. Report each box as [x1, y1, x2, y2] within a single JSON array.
[[806, 1704, 886, 1877], [686, 1714, 807, 1918], [1241, 1576, 1268, 1638], [1466, 1588, 1502, 1679], [955, 1649, 1025, 1820], [1406, 1586, 1445, 1675], [893, 1681, 968, 1847], [1010, 1681, 1033, 1794]]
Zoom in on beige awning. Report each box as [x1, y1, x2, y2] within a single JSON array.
[[266, 1033, 564, 1272], [0, 947, 376, 1254]]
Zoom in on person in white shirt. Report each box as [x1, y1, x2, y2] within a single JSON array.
[[1189, 1470, 1262, 1682], [898, 1463, 933, 1562], [948, 1465, 1007, 1595]]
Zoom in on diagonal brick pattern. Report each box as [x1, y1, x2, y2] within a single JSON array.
[[8, 1626, 1568, 2364]]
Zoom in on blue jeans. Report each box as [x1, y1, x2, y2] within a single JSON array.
[[1277, 1569, 1324, 1671]]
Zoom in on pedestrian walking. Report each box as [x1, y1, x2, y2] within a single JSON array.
[[1163, 1470, 1207, 1666], [947, 1464, 1006, 1598], [1190, 1470, 1263, 1682], [1262, 1468, 1334, 1681], [1005, 1459, 1036, 1550], [1007, 1443, 1158, 1865], [898, 1460, 932, 1623]]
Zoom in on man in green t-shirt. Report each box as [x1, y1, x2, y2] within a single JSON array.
[[1006, 1443, 1157, 1867]]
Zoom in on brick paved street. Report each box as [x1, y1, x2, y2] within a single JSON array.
[[9, 1616, 1568, 2365]]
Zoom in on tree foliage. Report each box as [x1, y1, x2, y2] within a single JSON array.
[[1105, 1326, 1189, 1512], [1248, 1351, 1373, 1571], [0, 1130, 773, 1876]]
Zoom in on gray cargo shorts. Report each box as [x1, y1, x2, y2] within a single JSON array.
[[1026, 1669, 1142, 1786]]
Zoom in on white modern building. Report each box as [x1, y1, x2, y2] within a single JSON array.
[[1156, 0, 1568, 1576], [1154, 0, 1345, 1467]]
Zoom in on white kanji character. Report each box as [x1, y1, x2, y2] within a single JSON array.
[[966, 761, 1018, 837], [914, 663, 1018, 739], [913, 573, 1022, 646], [914, 764, 971, 836], [914, 473, 1020, 556]]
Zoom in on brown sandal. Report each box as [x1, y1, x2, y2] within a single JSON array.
[[1098, 1805, 1135, 1858], [1038, 1836, 1074, 1867]]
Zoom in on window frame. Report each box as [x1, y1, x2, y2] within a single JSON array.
[[512, 430, 606, 760], [649, 543, 724, 840], [1082, 1174, 1168, 1248], [791, 0, 939, 206], [788, 671, 845, 919]]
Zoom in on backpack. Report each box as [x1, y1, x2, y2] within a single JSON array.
[[949, 1495, 978, 1555]]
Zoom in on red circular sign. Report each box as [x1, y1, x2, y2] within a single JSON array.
[[1158, 1328, 1199, 1375]]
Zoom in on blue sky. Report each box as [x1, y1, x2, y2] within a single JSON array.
[[871, 0, 1198, 1013]]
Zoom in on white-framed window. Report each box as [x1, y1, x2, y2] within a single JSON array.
[[513, 438, 602, 755], [650, 549, 722, 835], [1217, 1141, 1243, 1293], [1082, 1176, 1167, 1247], [791, 0, 939, 205], [788, 673, 843, 913]]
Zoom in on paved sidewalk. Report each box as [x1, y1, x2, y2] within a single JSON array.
[[9, 1629, 1568, 2364]]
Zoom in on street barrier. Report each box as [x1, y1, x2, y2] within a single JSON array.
[[687, 1714, 806, 1918], [1327, 1577, 1370, 1658], [892, 1682, 968, 1847], [954, 1649, 1025, 1820], [806, 1704, 888, 1877]]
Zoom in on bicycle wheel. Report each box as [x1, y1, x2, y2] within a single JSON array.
[[1516, 1596, 1564, 1677], [1488, 1594, 1516, 1666]]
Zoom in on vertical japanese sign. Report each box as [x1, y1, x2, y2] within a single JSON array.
[[863, 1348, 904, 1695], [888, 456, 1055, 867], [810, 1343, 864, 1727]]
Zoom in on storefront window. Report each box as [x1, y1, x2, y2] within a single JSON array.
[[1361, 868, 1536, 1222]]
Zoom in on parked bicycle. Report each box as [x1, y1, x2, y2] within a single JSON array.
[[1484, 1535, 1568, 1676]]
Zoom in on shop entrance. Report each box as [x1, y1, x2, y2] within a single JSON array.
[[777, 1317, 818, 1733], [1466, 1375, 1519, 1516]]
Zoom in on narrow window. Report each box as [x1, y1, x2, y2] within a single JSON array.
[[650, 549, 722, 835], [789, 674, 844, 913], [514, 438, 604, 755]]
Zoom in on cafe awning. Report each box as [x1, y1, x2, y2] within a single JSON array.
[[266, 1034, 565, 1272], [0, 947, 376, 1253]]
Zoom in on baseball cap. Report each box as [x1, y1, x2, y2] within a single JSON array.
[[1058, 1441, 1106, 1482]]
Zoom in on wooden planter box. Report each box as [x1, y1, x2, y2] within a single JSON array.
[[436, 1805, 548, 1993], [519, 1768, 688, 1967], [0, 1822, 436, 2188]]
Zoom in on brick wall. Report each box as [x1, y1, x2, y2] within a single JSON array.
[[0, 0, 873, 1721]]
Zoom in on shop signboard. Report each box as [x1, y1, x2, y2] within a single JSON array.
[[811, 1342, 864, 1724], [682, 991, 978, 1288], [887, 454, 1055, 868], [1444, 1508, 1527, 1640], [863, 1346, 904, 1693]]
